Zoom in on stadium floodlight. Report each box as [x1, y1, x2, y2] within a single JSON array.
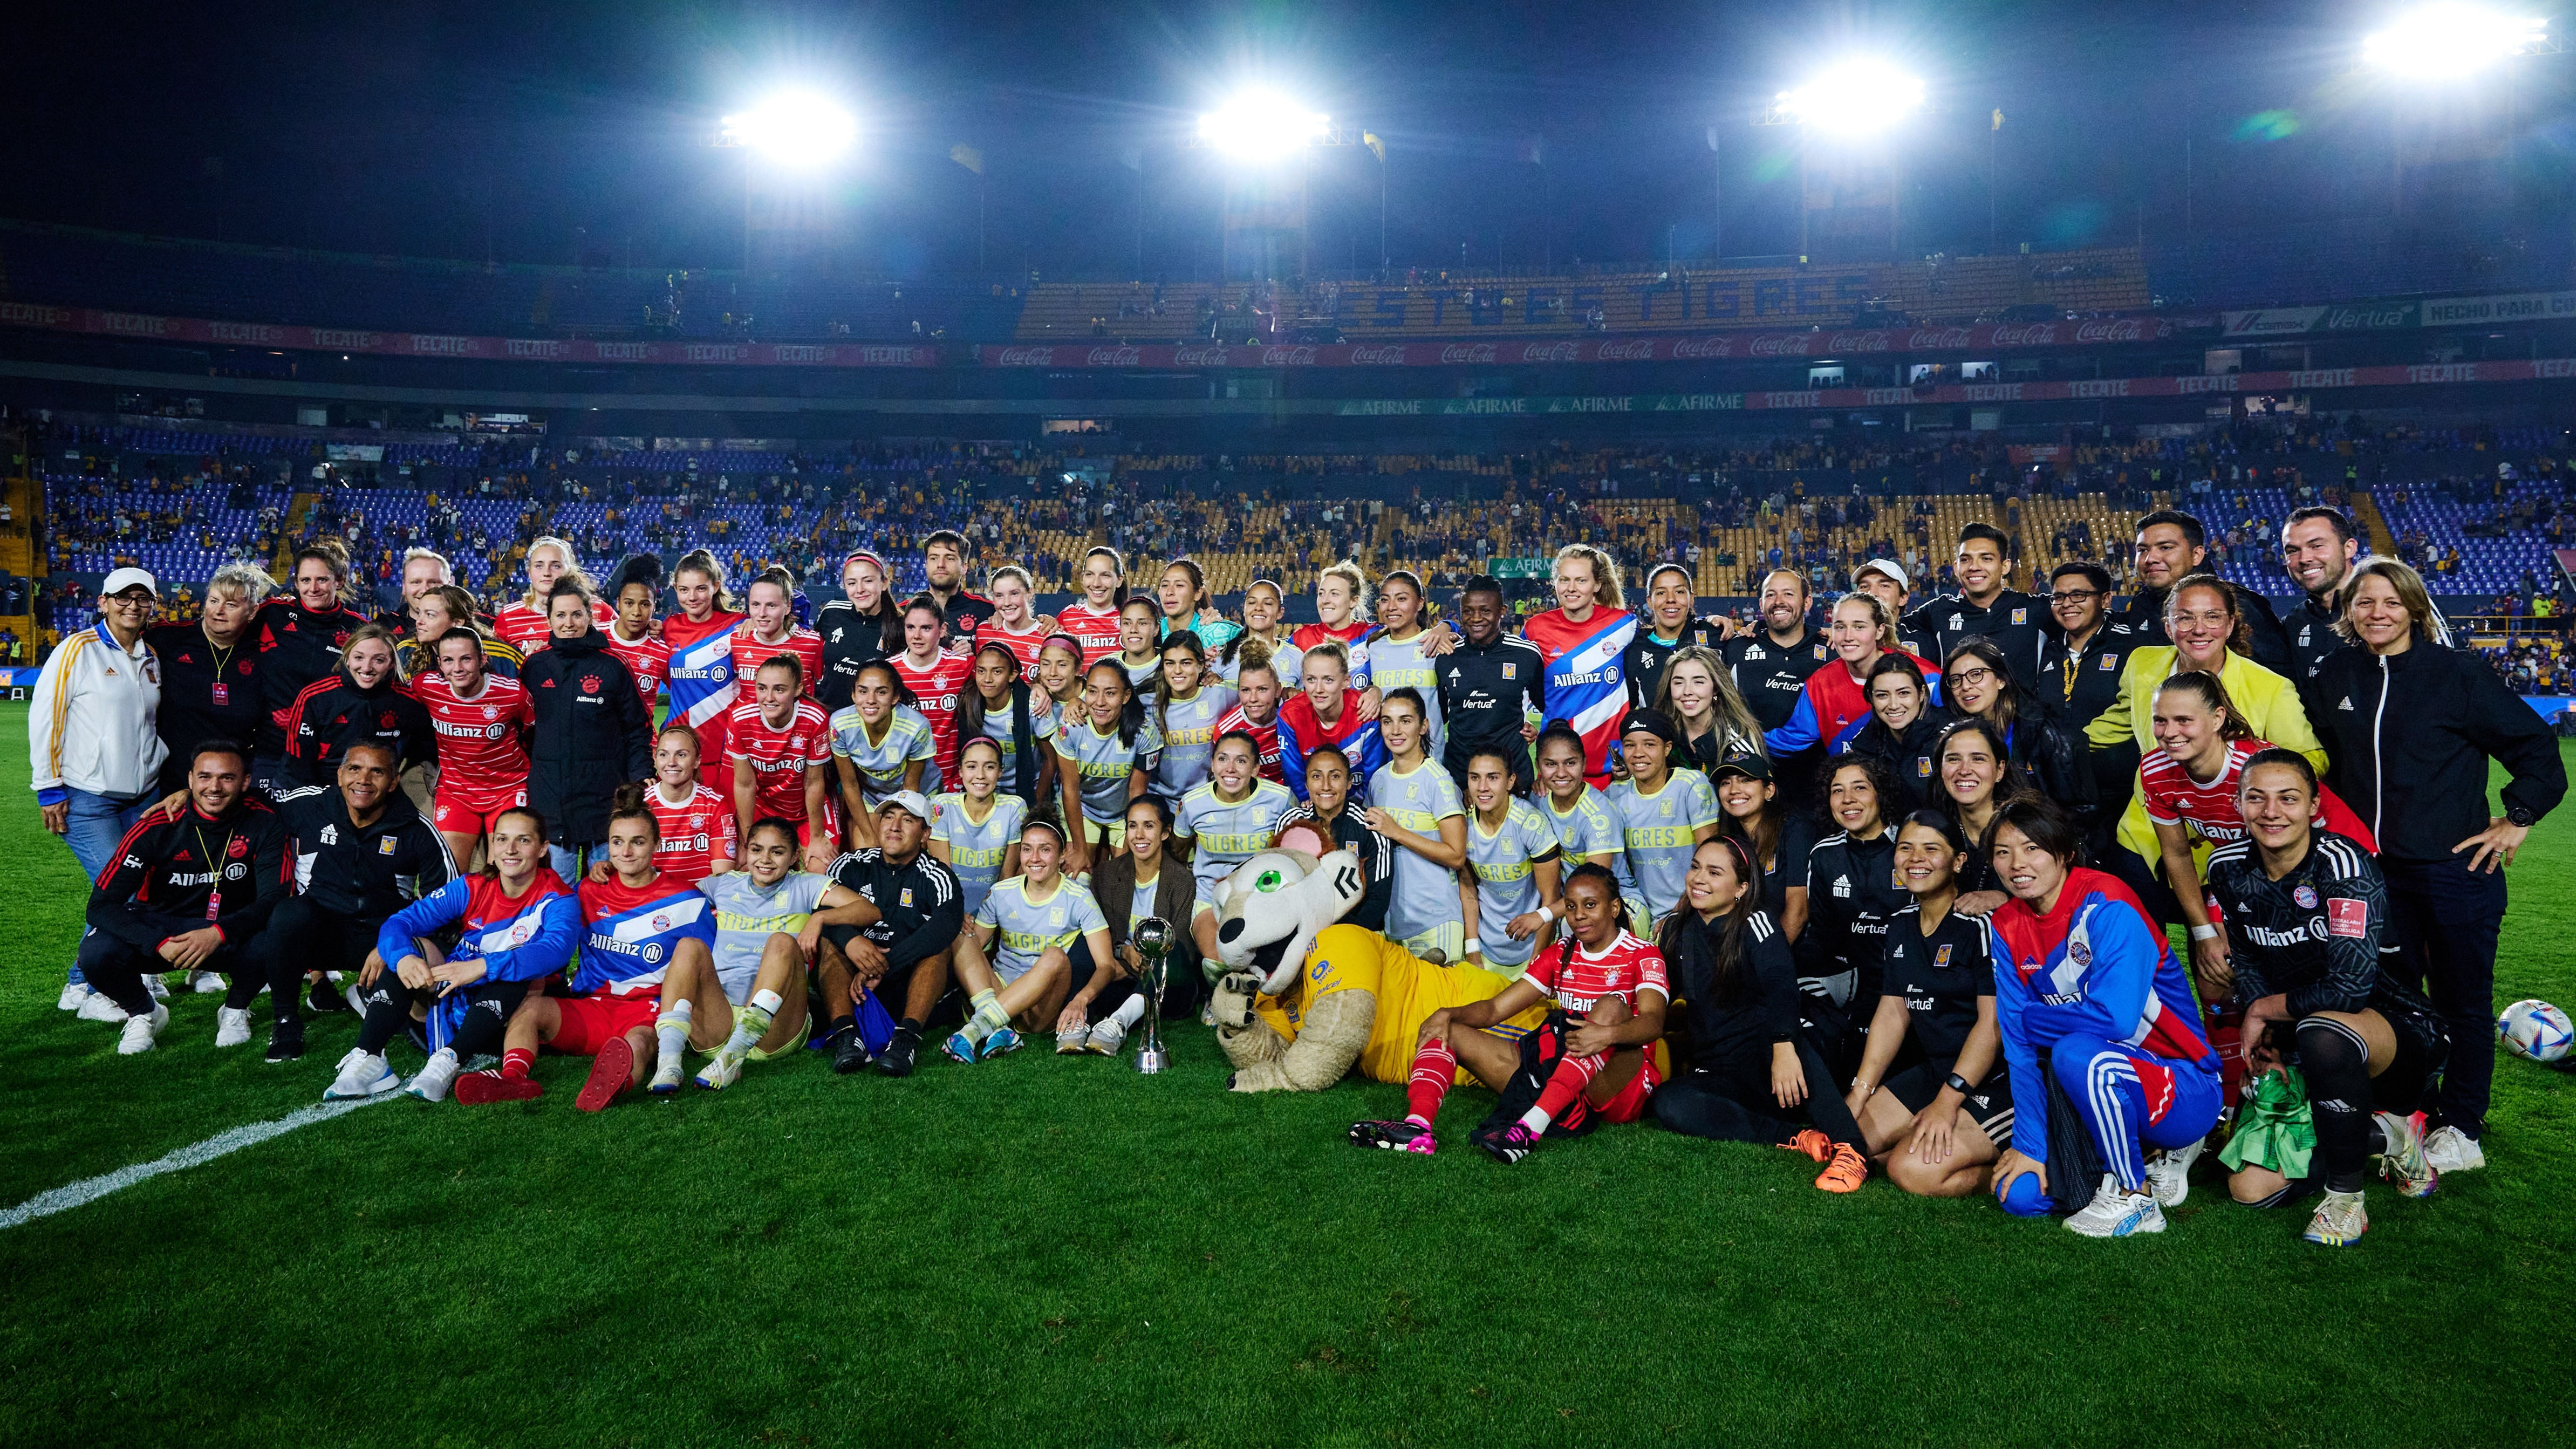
[[1195, 91, 1331, 162], [1769, 59, 1928, 136], [719, 91, 860, 169], [2363, 4, 2550, 79]]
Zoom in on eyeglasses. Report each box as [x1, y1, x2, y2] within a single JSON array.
[[103, 594, 154, 609], [2048, 589, 2101, 604], [1949, 666, 1997, 686]]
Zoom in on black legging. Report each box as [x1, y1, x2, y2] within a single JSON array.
[[247, 898, 387, 1026], [354, 970, 528, 1060], [1654, 1040, 1864, 1149], [77, 934, 260, 1018]]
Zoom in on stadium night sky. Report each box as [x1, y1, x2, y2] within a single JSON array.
[[5, 1, 2567, 278]]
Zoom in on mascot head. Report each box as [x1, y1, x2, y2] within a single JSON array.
[[1212, 823, 1364, 995]]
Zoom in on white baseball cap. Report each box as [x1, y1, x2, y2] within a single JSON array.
[[100, 567, 160, 599], [1855, 559, 1908, 591], [877, 789, 932, 823]]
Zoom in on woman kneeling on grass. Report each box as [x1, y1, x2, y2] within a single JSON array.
[[1652, 838, 1871, 1193], [1987, 797, 2222, 1238], [1348, 865, 1667, 1163], [458, 786, 720, 1110], [1842, 811, 2011, 1197], [2207, 749, 2444, 1247], [945, 817, 1116, 1062]]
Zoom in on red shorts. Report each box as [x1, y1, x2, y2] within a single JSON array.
[[432, 788, 528, 836], [548, 993, 658, 1057], [1594, 1049, 1665, 1125]]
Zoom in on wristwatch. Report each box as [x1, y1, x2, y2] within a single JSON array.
[[1944, 1071, 1975, 1096], [2507, 804, 2537, 828]]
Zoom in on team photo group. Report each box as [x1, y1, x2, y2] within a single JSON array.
[[31, 504, 2564, 1247]]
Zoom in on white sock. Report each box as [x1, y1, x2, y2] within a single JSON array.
[[655, 1000, 693, 1068], [1516, 1105, 1554, 1134], [1111, 995, 1146, 1029], [727, 990, 782, 1052]]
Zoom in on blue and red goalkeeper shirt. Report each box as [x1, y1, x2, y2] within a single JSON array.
[[1989, 865, 2217, 1165], [1277, 691, 1387, 804], [373, 869, 580, 986], [1519, 606, 1637, 786], [574, 871, 716, 997]]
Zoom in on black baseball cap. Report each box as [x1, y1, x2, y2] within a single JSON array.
[[1618, 708, 1681, 747], [1710, 751, 1772, 783]]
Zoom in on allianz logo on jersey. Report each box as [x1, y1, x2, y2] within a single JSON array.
[[2243, 922, 2318, 948]]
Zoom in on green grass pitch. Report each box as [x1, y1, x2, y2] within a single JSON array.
[[1, 705, 2570, 1447]]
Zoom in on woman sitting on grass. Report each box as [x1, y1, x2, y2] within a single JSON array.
[[1651, 838, 1871, 1193], [1842, 811, 2010, 1198], [1348, 864, 1666, 1163]]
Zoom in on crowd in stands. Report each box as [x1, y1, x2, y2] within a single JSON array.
[[16, 414, 2576, 699]]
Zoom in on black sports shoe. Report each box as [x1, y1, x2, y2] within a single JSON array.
[[264, 1019, 306, 1063], [831, 1021, 874, 1075], [309, 980, 352, 1015], [873, 1026, 919, 1078]]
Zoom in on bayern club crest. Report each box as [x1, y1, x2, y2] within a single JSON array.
[[650, 913, 671, 931], [482, 705, 498, 720], [582, 675, 604, 694], [2294, 884, 2320, 908]]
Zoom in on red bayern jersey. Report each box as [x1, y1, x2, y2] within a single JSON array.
[[2139, 738, 2378, 853], [645, 780, 739, 884], [1053, 601, 1125, 663], [731, 623, 825, 702], [1214, 702, 1284, 783], [1521, 928, 1671, 1016], [975, 618, 1057, 673], [410, 672, 534, 800], [492, 598, 615, 658], [723, 698, 832, 823], [602, 624, 672, 714], [891, 648, 974, 780], [1290, 619, 1371, 655]]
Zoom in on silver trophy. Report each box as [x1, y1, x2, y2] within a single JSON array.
[[1130, 915, 1175, 1075]]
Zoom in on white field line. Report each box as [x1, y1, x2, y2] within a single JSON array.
[[0, 1096, 390, 1230]]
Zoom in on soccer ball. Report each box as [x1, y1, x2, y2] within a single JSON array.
[[2497, 999, 2574, 1063]]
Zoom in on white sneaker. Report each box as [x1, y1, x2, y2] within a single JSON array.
[[693, 1043, 746, 1091], [57, 980, 91, 1012], [647, 1050, 686, 1096], [1055, 1026, 1092, 1055], [324, 1048, 400, 1099], [2065, 1174, 2167, 1238], [117, 1003, 169, 1055], [1086, 1015, 1130, 1056], [2144, 1135, 2207, 1208], [2423, 1125, 2486, 1175], [2375, 1112, 2440, 1198], [146, 974, 170, 1001], [2302, 1188, 2370, 1247], [405, 1049, 461, 1103], [78, 992, 132, 1024], [190, 970, 227, 995], [214, 1006, 254, 1049]]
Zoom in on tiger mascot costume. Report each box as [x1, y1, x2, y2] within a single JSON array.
[[1206, 822, 1544, 1092]]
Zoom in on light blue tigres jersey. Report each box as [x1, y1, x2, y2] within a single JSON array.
[[1367, 757, 1467, 941], [829, 704, 939, 803], [1365, 629, 1445, 755], [698, 870, 831, 1001], [1543, 785, 1636, 900], [975, 875, 1109, 983], [1152, 684, 1239, 800], [1174, 778, 1295, 899], [930, 791, 1028, 918], [1215, 635, 1303, 688], [1466, 798, 1564, 971], [1054, 716, 1163, 825], [1605, 769, 1721, 925]]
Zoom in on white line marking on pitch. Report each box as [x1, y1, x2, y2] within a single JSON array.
[[0, 1096, 392, 1231]]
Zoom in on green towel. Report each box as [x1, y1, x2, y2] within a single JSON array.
[[2220, 1066, 2315, 1178]]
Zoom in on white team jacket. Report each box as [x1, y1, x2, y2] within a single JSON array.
[[29, 621, 166, 804]]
